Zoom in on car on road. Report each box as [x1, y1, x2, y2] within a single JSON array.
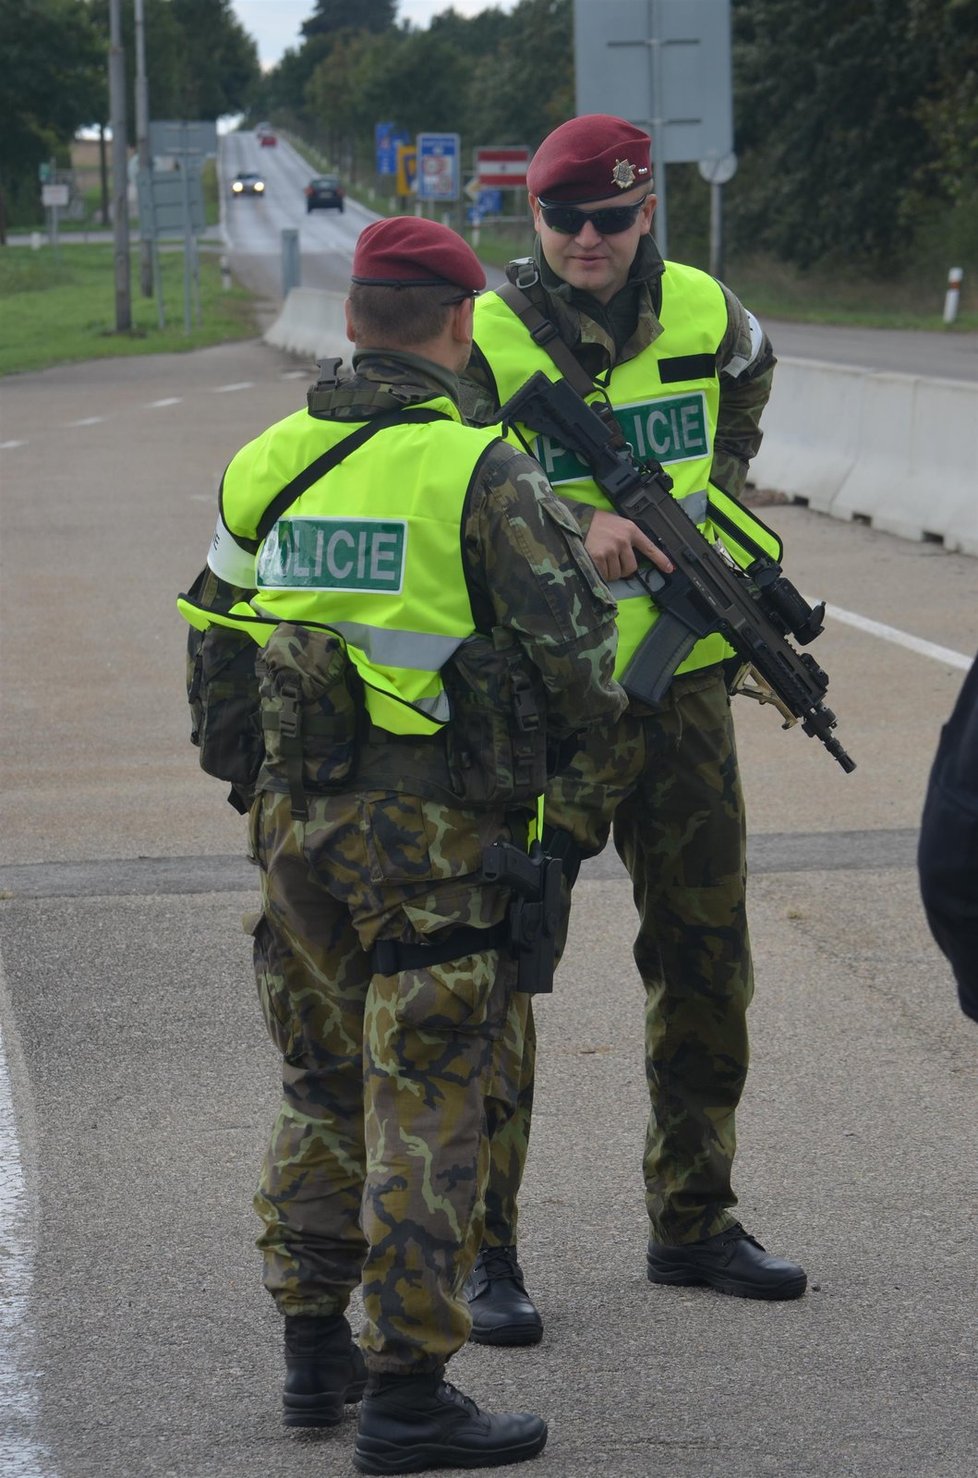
[[231, 170, 265, 198], [259, 131, 277, 147], [305, 175, 345, 213]]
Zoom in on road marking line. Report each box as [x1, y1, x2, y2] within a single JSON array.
[[66, 416, 105, 426], [211, 382, 254, 393], [825, 602, 973, 669], [147, 397, 182, 408], [0, 440, 26, 450]]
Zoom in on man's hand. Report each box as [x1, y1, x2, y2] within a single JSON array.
[[584, 509, 674, 581]]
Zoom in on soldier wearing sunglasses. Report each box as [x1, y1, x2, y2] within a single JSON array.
[[461, 113, 807, 1346]]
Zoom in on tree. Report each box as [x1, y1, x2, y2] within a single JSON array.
[[301, 0, 397, 40], [730, 0, 936, 270], [0, 0, 106, 240]]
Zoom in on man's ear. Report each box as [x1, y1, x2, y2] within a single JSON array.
[[528, 193, 543, 234], [450, 297, 475, 345], [343, 298, 356, 344]]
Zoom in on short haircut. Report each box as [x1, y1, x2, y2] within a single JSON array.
[[347, 282, 455, 348]]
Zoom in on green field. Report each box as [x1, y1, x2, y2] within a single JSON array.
[[0, 242, 257, 377]]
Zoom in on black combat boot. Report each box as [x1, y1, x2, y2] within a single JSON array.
[[646, 1222, 808, 1301], [354, 1370, 547, 1474], [463, 1245, 543, 1346], [282, 1313, 367, 1427]]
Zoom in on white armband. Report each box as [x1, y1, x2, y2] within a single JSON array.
[[206, 513, 258, 587], [721, 309, 766, 380]]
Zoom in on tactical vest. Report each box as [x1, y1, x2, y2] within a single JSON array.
[[474, 261, 781, 678], [187, 395, 503, 737]]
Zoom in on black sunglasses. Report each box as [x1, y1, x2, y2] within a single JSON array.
[[539, 196, 650, 236]]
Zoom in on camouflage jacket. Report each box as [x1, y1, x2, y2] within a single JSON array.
[[462, 233, 776, 515]]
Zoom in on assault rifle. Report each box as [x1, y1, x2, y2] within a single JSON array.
[[499, 372, 855, 774]]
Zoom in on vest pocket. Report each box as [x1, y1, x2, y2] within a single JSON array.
[[443, 632, 549, 805], [257, 622, 362, 793], [187, 625, 264, 788]]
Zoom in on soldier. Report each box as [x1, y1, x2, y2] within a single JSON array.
[[178, 216, 624, 1473], [460, 113, 808, 1346], [918, 651, 978, 1021]]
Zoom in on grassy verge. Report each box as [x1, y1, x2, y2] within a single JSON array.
[[0, 242, 256, 377]]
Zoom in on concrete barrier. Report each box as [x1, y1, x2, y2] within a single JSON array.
[[752, 357, 978, 556], [263, 286, 348, 359], [265, 292, 978, 558]]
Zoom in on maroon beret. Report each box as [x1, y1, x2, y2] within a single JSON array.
[[351, 216, 486, 293], [527, 114, 653, 204]]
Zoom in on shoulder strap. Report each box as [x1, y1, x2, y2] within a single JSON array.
[[254, 407, 448, 543], [495, 280, 596, 399]]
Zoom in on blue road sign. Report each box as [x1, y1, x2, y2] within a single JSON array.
[[477, 187, 502, 215], [417, 133, 460, 201], [375, 122, 409, 176]]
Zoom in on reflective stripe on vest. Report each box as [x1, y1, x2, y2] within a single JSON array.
[[475, 263, 775, 678], [217, 395, 502, 735]]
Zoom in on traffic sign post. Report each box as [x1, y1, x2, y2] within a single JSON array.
[[416, 134, 460, 204], [572, 0, 734, 256], [473, 146, 530, 192], [396, 143, 417, 200], [376, 122, 410, 178]]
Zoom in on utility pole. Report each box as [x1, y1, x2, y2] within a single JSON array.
[[134, 0, 153, 297], [108, 0, 131, 331]]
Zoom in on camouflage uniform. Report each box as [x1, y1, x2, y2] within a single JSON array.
[[193, 352, 623, 1373], [463, 234, 774, 1247]]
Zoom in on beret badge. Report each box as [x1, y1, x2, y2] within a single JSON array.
[[611, 158, 637, 190]]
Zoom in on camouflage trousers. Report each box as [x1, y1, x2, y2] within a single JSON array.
[[249, 787, 524, 1374], [485, 666, 755, 1247]]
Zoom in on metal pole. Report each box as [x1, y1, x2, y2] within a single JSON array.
[[649, 0, 668, 258], [709, 182, 723, 278], [180, 145, 192, 334], [108, 0, 131, 331], [134, 0, 153, 297]]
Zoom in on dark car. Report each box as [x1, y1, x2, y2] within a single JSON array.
[[231, 171, 265, 198], [305, 175, 344, 213]]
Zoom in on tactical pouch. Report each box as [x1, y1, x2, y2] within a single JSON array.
[[443, 630, 549, 806], [186, 625, 263, 789], [256, 623, 362, 818]]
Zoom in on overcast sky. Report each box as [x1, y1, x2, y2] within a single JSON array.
[[230, 1, 517, 71]]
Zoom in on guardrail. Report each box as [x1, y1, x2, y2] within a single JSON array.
[[750, 357, 978, 556], [265, 292, 978, 558]]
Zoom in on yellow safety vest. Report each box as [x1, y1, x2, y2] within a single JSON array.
[[474, 261, 781, 678], [179, 396, 504, 736]]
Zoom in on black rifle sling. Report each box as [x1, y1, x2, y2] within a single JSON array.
[[253, 407, 448, 545], [495, 280, 597, 399]]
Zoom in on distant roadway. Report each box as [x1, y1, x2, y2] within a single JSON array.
[[222, 131, 978, 383]]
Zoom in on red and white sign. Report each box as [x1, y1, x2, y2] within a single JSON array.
[[474, 146, 531, 190]]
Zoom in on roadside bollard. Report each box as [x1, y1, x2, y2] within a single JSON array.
[[943, 266, 963, 326], [219, 254, 232, 291], [281, 228, 300, 297]]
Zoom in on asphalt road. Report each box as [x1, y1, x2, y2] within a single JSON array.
[[2, 152, 978, 1478]]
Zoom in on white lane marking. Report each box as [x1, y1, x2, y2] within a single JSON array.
[[146, 398, 182, 408], [824, 602, 973, 670], [211, 382, 254, 393], [281, 370, 309, 380], [0, 981, 54, 1475], [66, 417, 104, 427], [1, 440, 26, 450]]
